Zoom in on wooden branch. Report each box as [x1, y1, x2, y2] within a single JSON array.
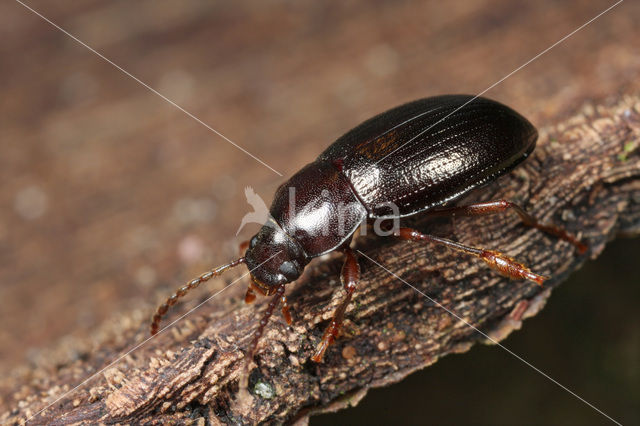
[[4, 95, 640, 425]]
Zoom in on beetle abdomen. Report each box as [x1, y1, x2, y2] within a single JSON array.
[[319, 95, 537, 217]]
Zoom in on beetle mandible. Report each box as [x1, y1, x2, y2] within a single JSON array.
[[150, 94, 586, 363]]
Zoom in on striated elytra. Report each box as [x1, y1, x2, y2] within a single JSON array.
[[245, 95, 538, 285], [151, 94, 584, 364]]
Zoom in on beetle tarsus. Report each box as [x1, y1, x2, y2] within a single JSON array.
[[396, 227, 547, 286], [312, 321, 339, 363], [479, 249, 547, 285]]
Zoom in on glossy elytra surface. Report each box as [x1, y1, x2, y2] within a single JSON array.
[[244, 94, 538, 289], [319, 94, 538, 217]]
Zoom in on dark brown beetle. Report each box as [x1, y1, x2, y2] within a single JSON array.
[[151, 94, 586, 363]]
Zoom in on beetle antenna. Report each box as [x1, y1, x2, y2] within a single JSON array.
[[150, 257, 246, 335], [244, 284, 286, 371]]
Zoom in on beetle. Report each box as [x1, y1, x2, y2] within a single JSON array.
[[150, 94, 586, 363]]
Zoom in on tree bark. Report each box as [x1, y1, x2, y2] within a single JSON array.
[[3, 93, 640, 425]]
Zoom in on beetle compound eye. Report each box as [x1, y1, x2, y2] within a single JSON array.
[[249, 237, 258, 249], [279, 261, 298, 280]]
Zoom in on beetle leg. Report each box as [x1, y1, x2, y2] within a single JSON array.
[[244, 286, 257, 304], [281, 294, 292, 325], [312, 247, 360, 363], [396, 228, 547, 285], [425, 200, 587, 254], [238, 240, 250, 254]]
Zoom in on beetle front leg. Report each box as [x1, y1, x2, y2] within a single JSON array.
[[239, 240, 250, 254], [312, 247, 360, 363], [281, 293, 292, 325], [425, 200, 587, 254], [396, 227, 547, 285]]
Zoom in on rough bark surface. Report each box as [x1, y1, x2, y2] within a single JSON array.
[[3, 94, 640, 425], [2, 0, 640, 424]]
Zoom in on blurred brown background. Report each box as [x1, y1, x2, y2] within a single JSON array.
[[0, 0, 638, 424]]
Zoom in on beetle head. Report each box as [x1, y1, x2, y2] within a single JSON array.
[[244, 222, 308, 295]]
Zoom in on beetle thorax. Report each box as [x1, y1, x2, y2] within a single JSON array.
[[267, 161, 367, 258]]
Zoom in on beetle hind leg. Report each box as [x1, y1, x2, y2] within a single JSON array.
[[425, 200, 587, 254], [312, 247, 360, 363], [396, 227, 547, 285]]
